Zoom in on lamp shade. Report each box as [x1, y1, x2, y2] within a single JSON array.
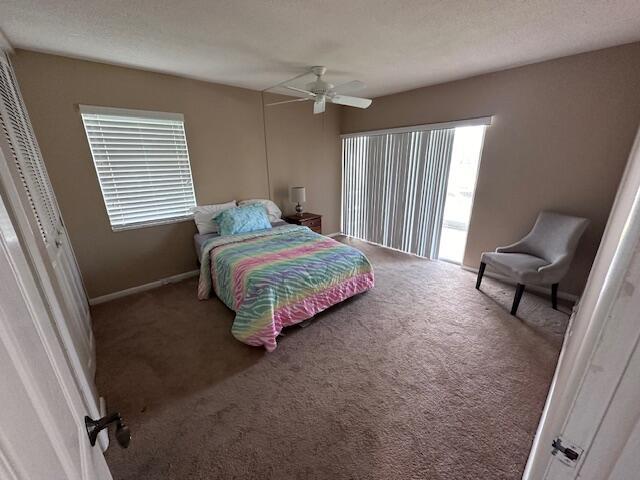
[[290, 186, 306, 204]]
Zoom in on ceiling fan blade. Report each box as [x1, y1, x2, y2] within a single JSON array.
[[265, 98, 311, 107], [332, 80, 366, 94], [284, 85, 316, 97], [313, 97, 326, 114], [267, 70, 314, 90], [330, 95, 372, 109]]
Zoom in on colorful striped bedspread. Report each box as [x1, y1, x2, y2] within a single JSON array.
[[198, 225, 374, 351]]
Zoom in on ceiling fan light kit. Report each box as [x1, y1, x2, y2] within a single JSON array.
[[265, 66, 372, 115]]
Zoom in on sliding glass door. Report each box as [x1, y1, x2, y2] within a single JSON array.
[[341, 121, 486, 262]]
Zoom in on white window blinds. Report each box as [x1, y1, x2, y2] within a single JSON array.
[[80, 105, 196, 230]]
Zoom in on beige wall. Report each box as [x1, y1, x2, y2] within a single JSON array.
[[263, 94, 341, 233], [12, 50, 341, 298], [342, 42, 640, 295], [14, 42, 640, 299]]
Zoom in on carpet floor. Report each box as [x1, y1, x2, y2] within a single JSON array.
[[93, 237, 568, 480]]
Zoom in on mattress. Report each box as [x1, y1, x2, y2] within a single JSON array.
[[194, 232, 219, 260], [194, 220, 287, 260]]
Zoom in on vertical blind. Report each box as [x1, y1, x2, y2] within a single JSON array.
[[342, 128, 455, 258], [80, 105, 196, 230]]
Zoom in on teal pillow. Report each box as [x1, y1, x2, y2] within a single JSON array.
[[213, 204, 272, 236]]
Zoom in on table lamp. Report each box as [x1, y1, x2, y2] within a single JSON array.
[[290, 186, 306, 215]]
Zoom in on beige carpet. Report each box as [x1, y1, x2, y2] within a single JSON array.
[[93, 236, 568, 480]]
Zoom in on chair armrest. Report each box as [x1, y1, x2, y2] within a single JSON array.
[[537, 254, 571, 276], [495, 240, 528, 254]]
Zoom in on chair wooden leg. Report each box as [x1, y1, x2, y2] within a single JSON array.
[[476, 262, 486, 289], [511, 283, 526, 316], [551, 283, 559, 310]]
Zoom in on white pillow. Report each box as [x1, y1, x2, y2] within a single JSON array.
[[238, 199, 282, 223], [193, 201, 237, 234]]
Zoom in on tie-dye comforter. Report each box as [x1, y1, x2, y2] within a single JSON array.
[[198, 225, 374, 351]]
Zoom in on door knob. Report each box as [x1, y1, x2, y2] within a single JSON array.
[[85, 413, 131, 448]]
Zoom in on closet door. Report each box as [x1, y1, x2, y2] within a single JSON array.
[[0, 193, 112, 480], [0, 52, 100, 424]]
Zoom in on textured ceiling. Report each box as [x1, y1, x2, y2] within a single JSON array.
[[2, 0, 640, 98]]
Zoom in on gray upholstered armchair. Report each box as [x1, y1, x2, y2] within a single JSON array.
[[476, 211, 589, 316]]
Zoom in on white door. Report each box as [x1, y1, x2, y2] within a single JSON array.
[[523, 127, 640, 478], [544, 148, 640, 479], [0, 51, 99, 420], [0, 194, 112, 480]]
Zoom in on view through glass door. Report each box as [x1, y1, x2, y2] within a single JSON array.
[[437, 125, 486, 263]]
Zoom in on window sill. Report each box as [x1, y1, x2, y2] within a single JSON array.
[[111, 215, 194, 232]]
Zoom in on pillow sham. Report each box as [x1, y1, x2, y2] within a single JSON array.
[[214, 204, 272, 236], [238, 199, 282, 223], [193, 200, 237, 234]]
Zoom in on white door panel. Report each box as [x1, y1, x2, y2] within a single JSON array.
[[523, 123, 640, 479], [0, 195, 111, 480]]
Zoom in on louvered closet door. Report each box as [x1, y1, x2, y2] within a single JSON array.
[[0, 52, 100, 418]]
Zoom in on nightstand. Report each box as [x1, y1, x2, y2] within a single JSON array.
[[283, 212, 322, 234]]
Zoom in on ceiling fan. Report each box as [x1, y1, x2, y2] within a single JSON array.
[[265, 66, 372, 114]]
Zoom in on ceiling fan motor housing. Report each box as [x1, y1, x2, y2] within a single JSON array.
[[307, 66, 333, 96], [306, 80, 333, 95]]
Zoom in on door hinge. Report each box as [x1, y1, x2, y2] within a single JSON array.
[[552, 437, 583, 467]]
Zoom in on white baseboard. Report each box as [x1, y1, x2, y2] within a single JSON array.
[[336, 234, 578, 302], [89, 269, 199, 305], [90, 234, 348, 304], [337, 233, 432, 259], [461, 265, 579, 302]]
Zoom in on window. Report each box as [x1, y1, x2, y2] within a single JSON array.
[[80, 105, 196, 231], [341, 117, 489, 260], [438, 125, 486, 263]]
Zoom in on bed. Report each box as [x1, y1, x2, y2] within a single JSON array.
[[197, 224, 374, 351]]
